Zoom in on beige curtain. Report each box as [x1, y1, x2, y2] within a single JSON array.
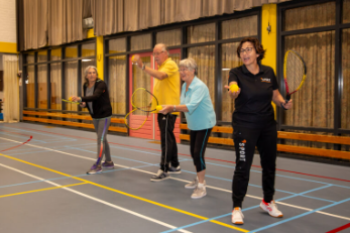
[[284, 32, 335, 129], [65, 61, 78, 112], [37, 65, 48, 109], [50, 62, 62, 110], [109, 56, 126, 114], [48, 0, 66, 46], [139, 0, 161, 29], [26, 65, 35, 108], [25, 0, 88, 49], [188, 45, 216, 107], [221, 15, 258, 122], [24, 0, 47, 50], [283, 2, 335, 150], [342, 28, 350, 130], [2, 55, 20, 123], [221, 42, 242, 122], [67, 0, 84, 43], [92, 0, 291, 36], [156, 29, 182, 46]]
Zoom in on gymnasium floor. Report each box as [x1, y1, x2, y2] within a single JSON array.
[[0, 122, 349, 233]]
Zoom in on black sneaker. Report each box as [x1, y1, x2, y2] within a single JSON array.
[[168, 165, 181, 174], [150, 169, 169, 182]]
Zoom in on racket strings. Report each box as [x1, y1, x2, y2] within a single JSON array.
[[131, 88, 158, 114], [286, 52, 305, 93]]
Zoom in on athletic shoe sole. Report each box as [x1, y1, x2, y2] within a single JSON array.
[[259, 206, 283, 218], [168, 170, 181, 174], [87, 170, 102, 175], [102, 166, 115, 170], [191, 193, 207, 199], [232, 220, 244, 225], [150, 176, 170, 182]]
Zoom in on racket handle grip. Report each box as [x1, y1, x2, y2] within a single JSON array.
[[285, 94, 291, 103]]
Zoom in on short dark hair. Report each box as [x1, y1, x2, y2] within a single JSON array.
[[236, 37, 265, 61]]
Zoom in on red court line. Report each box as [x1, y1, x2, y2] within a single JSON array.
[[0, 135, 33, 152], [326, 223, 350, 233], [6, 125, 350, 183]]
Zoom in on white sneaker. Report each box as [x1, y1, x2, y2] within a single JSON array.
[[260, 200, 283, 218], [185, 177, 198, 189], [191, 183, 206, 199], [231, 207, 244, 225]]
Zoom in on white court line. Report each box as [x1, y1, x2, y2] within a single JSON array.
[[0, 162, 191, 233], [1, 136, 350, 222]]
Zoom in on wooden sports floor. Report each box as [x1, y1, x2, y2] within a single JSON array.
[[0, 122, 349, 233]]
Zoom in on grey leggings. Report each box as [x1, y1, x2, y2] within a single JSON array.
[[93, 117, 111, 164]]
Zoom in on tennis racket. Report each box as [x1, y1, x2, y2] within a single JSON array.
[[124, 88, 160, 130], [283, 50, 307, 102], [62, 99, 80, 104]]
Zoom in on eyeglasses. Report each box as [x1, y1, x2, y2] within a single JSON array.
[[153, 51, 165, 56], [240, 47, 254, 54], [179, 68, 188, 72]]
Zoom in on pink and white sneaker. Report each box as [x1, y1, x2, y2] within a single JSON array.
[[260, 200, 283, 218]]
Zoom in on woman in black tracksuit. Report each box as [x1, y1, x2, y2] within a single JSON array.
[[71, 66, 114, 175], [225, 37, 293, 225]]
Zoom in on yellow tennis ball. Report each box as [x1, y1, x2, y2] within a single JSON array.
[[131, 55, 137, 62], [156, 105, 162, 111], [230, 84, 239, 92], [68, 97, 73, 101]]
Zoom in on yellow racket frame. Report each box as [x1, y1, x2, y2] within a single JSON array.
[[62, 99, 80, 104], [124, 88, 158, 130], [124, 108, 149, 130], [283, 50, 307, 97]]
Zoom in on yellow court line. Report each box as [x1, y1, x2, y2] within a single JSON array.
[[0, 153, 249, 232], [0, 182, 86, 199]]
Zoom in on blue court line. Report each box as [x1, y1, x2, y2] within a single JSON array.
[[5, 126, 349, 189], [65, 145, 192, 167], [0, 176, 69, 189], [66, 145, 338, 203], [204, 161, 350, 190], [5, 137, 342, 204], [248, 196, 350, 233], [172, 168, 335, 203], [3, 127, 348, 199], [6, 138, 350, 191], [70, 142, 350, 190], [84, 143, 163, 157], [161, 184, 333, 233], [65, 146, 160, 165]]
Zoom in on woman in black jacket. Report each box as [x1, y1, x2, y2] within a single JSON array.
[[71, 66, 114, 174]]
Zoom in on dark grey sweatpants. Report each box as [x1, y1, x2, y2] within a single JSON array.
[[93, 117, 112, 164]]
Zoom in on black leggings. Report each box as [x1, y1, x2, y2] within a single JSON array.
[[190, 128, 212, 172], [232, 122, 277, 208]]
